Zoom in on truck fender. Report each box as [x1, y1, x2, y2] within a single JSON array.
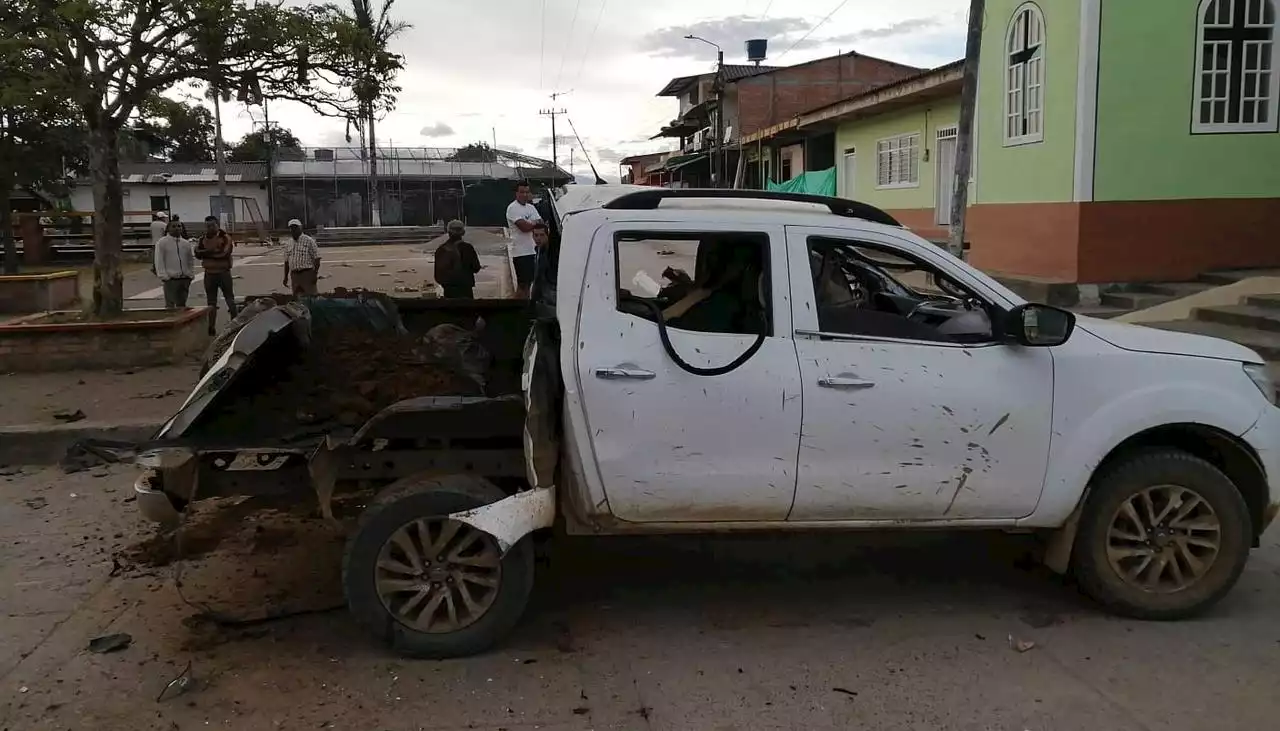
[[447, 486, 557, 553], [1028, 381, 1261, 530]]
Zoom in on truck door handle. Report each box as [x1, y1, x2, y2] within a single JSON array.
[[594, 367, 656, 380], [818, 376, 875, 389]]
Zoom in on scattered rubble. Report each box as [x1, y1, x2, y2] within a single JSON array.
[[88, 633, 133, 654]]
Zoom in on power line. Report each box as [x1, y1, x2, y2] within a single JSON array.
[[571, 0, 608, 89], [538, 0, 547, 89], [776, 0, 850, 61], [758, 0, 775, 21], [556, 0, 584, 90]]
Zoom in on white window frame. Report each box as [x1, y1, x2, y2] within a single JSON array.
[[1004, 2, 1046, 146], [874, 132, 921, 189], [1192, 0, 1279, 133]]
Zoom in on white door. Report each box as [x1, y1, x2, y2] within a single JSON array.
[[841, 151, 857, 198], [573, 222, 802, 523], [935, 127, 957, 226], [785, 225, 1055, 521]]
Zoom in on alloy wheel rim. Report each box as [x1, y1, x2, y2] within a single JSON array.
[[375, 518, 502, 633], [1105, 484, 1221, 594]]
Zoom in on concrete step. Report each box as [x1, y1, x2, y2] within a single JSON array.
[[1129, 281, 1214, 298], [1100, 291, 1174, 310], [1071, 305, 1132, 320], [1245, 294, 1280, 310], [1142, 319, 1280, 360], [1193, 303, 1280, 333], [1197, 268, 1280, 286]]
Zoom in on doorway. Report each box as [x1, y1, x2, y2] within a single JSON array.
[[935, 126, 957, 225], [841, 149, 856, 198]]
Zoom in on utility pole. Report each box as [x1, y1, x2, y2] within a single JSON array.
[[539, 106, 567, 175], [263, 100, 275, 231], [685, 36, 724, 188], [949, 0, 985, 259], [212, 94, 229, 229], [570, 148, 575, 177]]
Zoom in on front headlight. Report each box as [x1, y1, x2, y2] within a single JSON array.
[[1243, 363, 1276, 405]]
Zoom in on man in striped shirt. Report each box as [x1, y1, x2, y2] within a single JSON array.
[[281, 218, 321, 295]]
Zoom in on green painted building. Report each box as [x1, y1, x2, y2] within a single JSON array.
[[742, 0, 1280, 284]]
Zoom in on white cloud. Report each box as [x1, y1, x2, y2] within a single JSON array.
[[419, 122, 456, 138], [212, 1, 966, 161]]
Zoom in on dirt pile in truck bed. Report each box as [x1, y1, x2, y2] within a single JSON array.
[[194, 328, 485, 441]]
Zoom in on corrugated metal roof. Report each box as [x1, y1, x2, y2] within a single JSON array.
[[80, 162, 269, 184], [656, 65, 779, 96]]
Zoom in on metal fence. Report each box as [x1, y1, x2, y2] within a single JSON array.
[[271, 146, 569, 228]]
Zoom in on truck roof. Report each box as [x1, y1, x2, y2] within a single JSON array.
[[552, 185, 906, 234]]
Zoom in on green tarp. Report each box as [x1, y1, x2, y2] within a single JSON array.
[[766, 167, 836, 196]]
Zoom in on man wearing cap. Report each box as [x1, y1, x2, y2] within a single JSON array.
[[150, 211, 169, 247], [281, 219, 321, 296], [434, 219, 482, 299]]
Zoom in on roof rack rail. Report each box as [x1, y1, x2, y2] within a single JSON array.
[[600, 188, 902, 227]]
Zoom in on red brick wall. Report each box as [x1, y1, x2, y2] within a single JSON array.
[[735, 54, 921, 138]]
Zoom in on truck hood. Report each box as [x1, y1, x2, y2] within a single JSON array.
[[1076, 316, 1264, 363]]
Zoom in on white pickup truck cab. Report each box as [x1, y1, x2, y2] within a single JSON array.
[[133, 186, 1279, 658]]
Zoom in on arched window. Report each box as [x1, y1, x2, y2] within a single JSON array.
[[1004, 3, 1045, 145], [1194, 0, 1278, 132]]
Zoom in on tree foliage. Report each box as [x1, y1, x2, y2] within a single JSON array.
[[12, 0, 398, 315], [227, 126, 306, 162], [130, 96, 217, 162], [0, 4, 86, 272], [448, 142, 499, 163]]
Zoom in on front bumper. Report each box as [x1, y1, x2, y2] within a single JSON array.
[[1243, 405, 1280, 536]]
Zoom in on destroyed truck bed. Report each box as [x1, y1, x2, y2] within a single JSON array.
[[133, 295, 535, 523]]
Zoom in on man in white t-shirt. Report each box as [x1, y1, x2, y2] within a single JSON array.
[[505, 181, 542, 298]]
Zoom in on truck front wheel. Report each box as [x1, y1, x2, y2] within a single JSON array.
[[1073, 449, 1251, 620], [343, 475, 535, 658]]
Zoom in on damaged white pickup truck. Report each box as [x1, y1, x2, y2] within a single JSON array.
[[129, 186, 1279, 658]]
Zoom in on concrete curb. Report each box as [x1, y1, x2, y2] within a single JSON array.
[[0, 419, 162, 466]]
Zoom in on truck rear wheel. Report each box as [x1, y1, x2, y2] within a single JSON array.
[[343, 475, 535, 658], [1073, 449, 1251, 620]]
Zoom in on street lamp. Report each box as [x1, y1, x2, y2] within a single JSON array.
[[684, 35, 725, 188]]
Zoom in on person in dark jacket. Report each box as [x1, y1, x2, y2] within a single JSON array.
[[434, 219, 482, 298]]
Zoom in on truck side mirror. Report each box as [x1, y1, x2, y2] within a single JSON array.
[[1004, 303, 1075, 347]]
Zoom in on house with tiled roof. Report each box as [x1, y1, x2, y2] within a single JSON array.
[[648, 50, 923, 187]]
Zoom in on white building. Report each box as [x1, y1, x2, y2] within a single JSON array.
[[69, 162, 270, 234]]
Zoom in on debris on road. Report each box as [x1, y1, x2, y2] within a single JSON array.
[[88, 633, 133, 654], [52, 409, 87, 423], [832, 687, 858, 697], [156, 661, 196, 702], [1009, 635, 1037, 653]]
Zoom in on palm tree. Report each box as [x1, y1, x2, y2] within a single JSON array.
[[343, 0, 409, 227]]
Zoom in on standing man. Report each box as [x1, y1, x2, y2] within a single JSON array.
[[149, 211, 168, 247], [153, 219, 195, 308], [434, 219, 482, 299], [505, 181, 541, 298], [196, 215, 238, 335], [281, 218, 321, 296]]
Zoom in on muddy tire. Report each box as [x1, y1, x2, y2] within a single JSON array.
[[343, 474, 535, 658], [1073, 449, 1251, 620]]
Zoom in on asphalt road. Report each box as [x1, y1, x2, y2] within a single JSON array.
[[1, 464, 1278, 731]]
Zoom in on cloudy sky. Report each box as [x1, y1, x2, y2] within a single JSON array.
[[218, 0, 966, 180]]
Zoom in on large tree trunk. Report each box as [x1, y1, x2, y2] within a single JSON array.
[[89, 120, 125, 317]]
